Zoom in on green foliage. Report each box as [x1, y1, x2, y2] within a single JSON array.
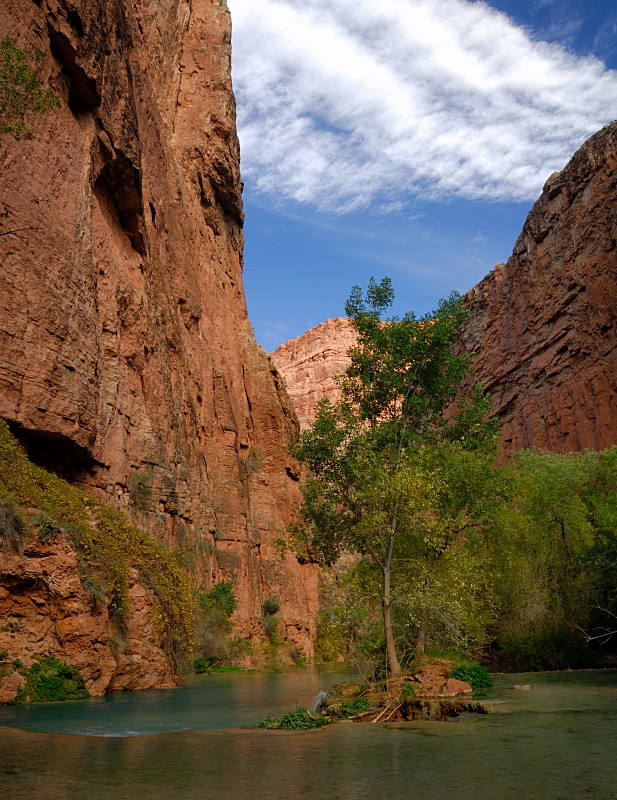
[[256, 715, 281, 729], [10, 655, 89, 704], [128, 469, 154, 510], [449, 664, 492, 690], [497, 630, 592, 672], [193, 656, 209, 674], [0, 36, 60, 139], [278, 707, 329, 729], [262, 595, 281, 616], [193, 581, 238, 667], [0, 419, 197, 673], [291, 278, 501, 673], [485, 447, 617, 667], [401, 683, 416, 700], [198, 581, 238, 618], [265, 616, 282, 646], [34, 511, 62, 544], [338, 696, 369, 717], [0, 492, 26, 555]]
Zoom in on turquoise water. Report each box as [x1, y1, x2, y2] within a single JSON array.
[[1, 669, 617, 799]]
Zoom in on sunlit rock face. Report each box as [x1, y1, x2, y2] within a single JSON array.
[[273, 123, 617, 455], [0, 0, 318, 688], [463, 121, 617, 455], [270, 318, 356, 430]]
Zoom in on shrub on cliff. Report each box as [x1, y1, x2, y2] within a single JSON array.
[[0, 419, 197, 674], [0, 36, 60, 140], [194, 580, 239, 668]]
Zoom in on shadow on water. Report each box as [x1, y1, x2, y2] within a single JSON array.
[[2, 669, 617, 800]]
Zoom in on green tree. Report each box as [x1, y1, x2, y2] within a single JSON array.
[[194, 581, 238, 665], [487, 446, 617, 667], [0, 35, 60, 140], [292, 279, 500, 674]]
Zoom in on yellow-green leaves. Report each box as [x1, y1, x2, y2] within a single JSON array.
[[0, 36, 60, 139]]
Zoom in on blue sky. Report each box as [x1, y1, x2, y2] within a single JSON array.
[[226, 0, 617, 350]]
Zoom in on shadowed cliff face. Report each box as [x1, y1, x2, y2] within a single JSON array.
[[0, 0, 318, 681], [272, 122, 617, 456], [462, 121, 617, 455]]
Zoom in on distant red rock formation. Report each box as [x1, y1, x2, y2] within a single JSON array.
[[270, 318, 356, 429]]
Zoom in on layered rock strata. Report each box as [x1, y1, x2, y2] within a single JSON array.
[[462, 121, 617, 454], [0, 0, 318, 692], [272, 123, 617, 454], [270, 318, 356, 430]]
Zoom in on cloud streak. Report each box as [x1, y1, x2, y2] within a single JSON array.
[[228, 0, 617, 211]]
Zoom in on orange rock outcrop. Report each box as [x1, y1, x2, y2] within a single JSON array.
[[0, 0, 318, 695]]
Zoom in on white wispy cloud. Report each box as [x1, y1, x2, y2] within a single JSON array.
[[227, 0, 617, 211]]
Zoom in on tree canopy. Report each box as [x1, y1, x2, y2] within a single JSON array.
[[291, 278, 500, 674]]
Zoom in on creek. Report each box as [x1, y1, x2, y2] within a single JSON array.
[[1, 668, 617, 799]]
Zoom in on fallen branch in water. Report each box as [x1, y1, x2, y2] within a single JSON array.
[[576, 608, 617, 645], [371, 705, 392, 723], [383, 704, 402, 722]]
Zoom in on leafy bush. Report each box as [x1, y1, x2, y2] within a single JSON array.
[[193, 581, 240, 668], [256, 715, 281, 729], [257, 707, 330, 730], [338, 696, 369, 717], [198, 581, 237, 618], [0, 36, 61, 139], [449, 663, 492, 690], [34, 511, 62, 544], [262, 595, 280, 616], [497, 630, 591, 672], [11, 655, 89, 704], [193, 656, 209, 674], [280, 707, 328, 729]]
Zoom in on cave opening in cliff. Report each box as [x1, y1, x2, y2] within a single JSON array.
[[7, 422, 97, 484]]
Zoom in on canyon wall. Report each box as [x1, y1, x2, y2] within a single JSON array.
[[272, 122, 617, 455], [462, 121, 617, 454], [0, 0, 318, 693]]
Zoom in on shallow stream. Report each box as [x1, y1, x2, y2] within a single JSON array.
[[1, 668, 617, 799]]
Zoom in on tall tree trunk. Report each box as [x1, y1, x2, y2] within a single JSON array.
[[383, 566, 401, 675], [416, 621, 426, 657]]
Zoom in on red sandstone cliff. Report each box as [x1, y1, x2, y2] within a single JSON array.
[[272, 122, 617, 455], [462, 121, 617, 454], [270, 318, 356, 430], [0, 0, 318, 694]]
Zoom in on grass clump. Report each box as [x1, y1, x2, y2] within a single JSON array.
[[257, 707, 329, 730], [449, 663, 492, 690], [10, 655, 89, 704], [0, 492, 26, 555], [0, 418, 197, 674]]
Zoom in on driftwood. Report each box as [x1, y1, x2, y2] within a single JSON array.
[[383, 703, 402, 722], [371, 705, 393, 723]]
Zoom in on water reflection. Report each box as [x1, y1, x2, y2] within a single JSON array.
[[1, 670, 617, 800]]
